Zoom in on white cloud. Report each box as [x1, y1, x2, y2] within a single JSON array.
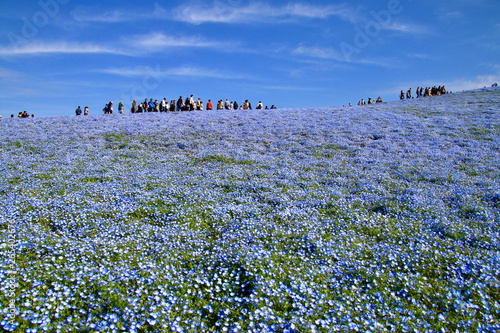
[[71, 8, 129, 23], [0, 32, 235, 57], [170, 2, 358, 25], [99, 66, 248, 80], [384, 22, 428, 34], [293, 46, 347, 62], [443, 11, 464, 20], [70, 2, 356, 25], [446, 74, 500, 92], [377, 73, 500, 96], [292, 45, 396, 67], [0, 42, 130, 56], [0, 67, 24, 80], [258, 84, 324, 92], [133, 33, 232, 50]]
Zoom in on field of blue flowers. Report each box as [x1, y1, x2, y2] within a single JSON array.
[[1, 88, 499, 332]]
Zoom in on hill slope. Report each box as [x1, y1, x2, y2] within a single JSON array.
[[1, 88, 499, 332]]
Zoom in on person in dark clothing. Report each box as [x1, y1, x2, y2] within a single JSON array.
[[75, 106, 82, 116], [177, 97, 183, 111], [233, 101, 238, 110]]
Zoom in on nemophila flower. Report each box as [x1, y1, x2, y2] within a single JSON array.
[[1, 90, 500, 331]]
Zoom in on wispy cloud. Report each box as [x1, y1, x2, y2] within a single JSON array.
[[0, 32, 235, 57], [258, 84, 324, 92], [71, 7, 129, 23], [434, 8, 464, 22], [132, 32, 232, 50], [384, 22, 429, 34], [293, 46, 347, 62], [446, 74, 500, 92], [292, 45, 395, 67], [71, 3, 171, 23], [0, 42, 130, 56], [99, 65, 248, 80], [170, 2, 358, 25], [0, 67, 24, 80], [377, 73, 500, 96]]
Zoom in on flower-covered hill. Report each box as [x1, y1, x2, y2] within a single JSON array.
[[1, 87, 499, 332]]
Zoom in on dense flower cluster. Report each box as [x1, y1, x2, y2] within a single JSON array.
[[1, 88, 499, 332]]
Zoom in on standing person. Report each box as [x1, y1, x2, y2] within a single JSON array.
[[147, 99, 154, 112], [400, 90, 405, 100], [154, 99, 159, 112], [160, 98, 167, 112], [131, 99, 137, 113], [118, 101, 124, 114], [233, 101, 238, 110], [84, 106, 89, 115], [256, 101, 263, 109], [189, 95, 195, 110], [196, 98, 202, 110], [108, 102, 114, 114], [177, 96, 184, 111], [225, 99, 230, 110], [206, 99, 213, 110], [75, 106, 82, 116], [406, 88, 412, 99]]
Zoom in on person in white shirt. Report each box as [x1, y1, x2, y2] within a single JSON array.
[[160, 98, 167, 112]]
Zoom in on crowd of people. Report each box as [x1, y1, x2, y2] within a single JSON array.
[[355, 96, 383, 106], [6, 83, 498, 119], [400, 85, 449, 100], [11, 111, 34, 118], [75, 96, 278, 116], [348, 85, 451, 107]]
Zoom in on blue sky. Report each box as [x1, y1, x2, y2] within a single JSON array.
[[0, 0, 499, 117]]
